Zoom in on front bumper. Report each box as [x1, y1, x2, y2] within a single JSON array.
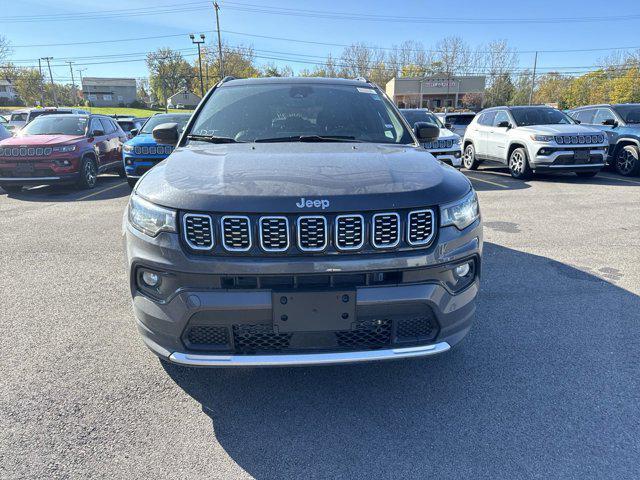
[[424, 147, 463, 167], [123, 154, 166, 179], [532, 148, 607, 172], [0, 172, 80, 185], [125, 216, 482, 367]]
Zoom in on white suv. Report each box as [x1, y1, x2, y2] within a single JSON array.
[[400, 109, 462, 167], [462, 106, 608, 179]]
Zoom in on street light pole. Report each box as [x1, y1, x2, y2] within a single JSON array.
[[214, 1, 225, 79], [190, 33, 206, 97], [76, 68, 87, 107], [37, 58, 45, 106], [529, 51, 538, 105], [67, 61, 76, 106]]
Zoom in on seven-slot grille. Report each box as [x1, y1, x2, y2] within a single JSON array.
[[182, 210, 438, 253], [297, 216, 328, 251], [221, 216, 251, 251], [372, 213, 400, 248], [183, 214, 214, 250], [335, 215, 364, 250], [407, 209, 435, 246], [133, 145, 174, 155], [555, 134, 604, 145], [424, 139, 454, 150], [259, 217, 289, 252]]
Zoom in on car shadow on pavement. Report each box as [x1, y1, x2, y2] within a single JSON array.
[[0, 175, 130, 202], [472, 165, 640, 187], [162, 242, 640, 479]]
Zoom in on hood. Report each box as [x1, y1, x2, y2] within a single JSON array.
[[2, 134, 84, 146], [125, 133, 156, 147], [136, 142, 471, 213], [437, 128, 459, 139], [516, 124, 603, 135]]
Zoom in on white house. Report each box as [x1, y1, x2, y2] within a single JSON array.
[[167, 91, 201, 109], [0, 79, 18, 105]]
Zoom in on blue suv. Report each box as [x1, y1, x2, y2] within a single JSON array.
[[123, 113, 191, 187], [567, 104, 640, 176]]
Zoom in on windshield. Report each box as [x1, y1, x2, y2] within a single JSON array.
[[511, 107, 574, 127], [20, 115, 88, 136], [400, 110, 443, 128], [190, 82, 414, 144], [11, 113, 28, 122], [140, 114, 190, 134], [446, 114, 475, 125], [614, 105, 640, 124], [118, 121, 136, 131]]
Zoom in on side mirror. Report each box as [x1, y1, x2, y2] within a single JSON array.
[[91, 129, 105, 137], [413, 122, 439, 143], [130, 128, 139, 137], [444, 122, 453, 129], [497, 121, 511, 129], [602, 118, 618, 127], [152, 122, 179, 145]]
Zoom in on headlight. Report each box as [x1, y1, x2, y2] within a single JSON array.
[[128, 194, 177, 237], [452, 136, 461, 144], [52, 145, 77, 153], [441, 189, 480, 230], [530, 135, 555, 142], [123, 144, 134, 153]]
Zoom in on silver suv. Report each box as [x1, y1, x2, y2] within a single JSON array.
[[400, 109, 462, 167], [462, 106, 608, 179]]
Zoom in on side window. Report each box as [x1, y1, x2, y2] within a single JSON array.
[[478, 111, 496, 126], [593, 108, 616, 125], [493, 111, 510, 127], [89, 118, 103, 135], [99, 118, 116, 134], [572, 109, 596, 124]]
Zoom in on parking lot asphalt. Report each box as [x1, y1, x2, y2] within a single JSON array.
[[1, 168, 639, 480]]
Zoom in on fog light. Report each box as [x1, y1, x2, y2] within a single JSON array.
[[125, 158, 133, 165], [454, 263, 471, 278], [141, 270, 160, 287]]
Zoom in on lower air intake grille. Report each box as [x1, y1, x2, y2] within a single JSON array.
[[297, 216, 327, 251], [408, 209, 435, 246], [372, 213, 400, 248], [183, 214, 213, 250], [335, 215, 364, 250], [259, 216, 289, 252], [233, 324, 292, 353], [221, 216, 251, 251], [335, 319, 392, 348], [396, 316, 436, 341], [184, 325, 230, 350]]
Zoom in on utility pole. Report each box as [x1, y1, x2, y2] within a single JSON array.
[[190, 33, 206, 96], [213, 1, 224, 79], [42, 57, 57, 107], [67, 61, 76, 106], [37, 58, 45, 106], [529, 51, 538, 106], [76, 68, 86, 106]]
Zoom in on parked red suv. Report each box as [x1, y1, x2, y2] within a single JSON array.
[[0, 114, 127, 192]]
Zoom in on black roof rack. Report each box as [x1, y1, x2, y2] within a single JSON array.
[[219, 76, 237, 85]]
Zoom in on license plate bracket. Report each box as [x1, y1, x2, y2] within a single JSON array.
[[273, 290, 356, 333], [574, 150, 590, 162], [14, 163, 35, 175]]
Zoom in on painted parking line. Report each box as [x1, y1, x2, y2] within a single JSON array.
[[465, 174, 510, 188], [597, 174, 640, 185], [76, 181, 129, 201]]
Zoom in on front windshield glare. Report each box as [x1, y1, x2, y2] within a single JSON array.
[[140, 115, 190, 134], [20, 116, 88, 136], [189, 83, 414, 144], [614, 105, 640, 124], [511, 108, 574, 127]]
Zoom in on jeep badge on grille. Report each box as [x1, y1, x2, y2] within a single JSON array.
[[296, 197, 330, 209]]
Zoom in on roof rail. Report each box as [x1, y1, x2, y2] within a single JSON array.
[[219, 76, 237, 84], [355, 77, 370, 83]]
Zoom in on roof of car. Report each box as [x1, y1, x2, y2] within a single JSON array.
[[571, 103, 640, 110], [218, 76, 374, 88]]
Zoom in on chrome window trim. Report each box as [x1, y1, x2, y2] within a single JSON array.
[[297, 215, 328, 252], [182, 213, 214, 251], [371, 212, 401, 249], [407, 208, 436, 246], [334, 214, 365, 251], [221, 215, 252, 252], [258, 216, 290, 252]]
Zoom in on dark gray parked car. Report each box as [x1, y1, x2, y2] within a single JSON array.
[[567, 104, 640, 176], [123, 77, 482, 367]]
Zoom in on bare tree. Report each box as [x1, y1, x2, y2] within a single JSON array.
[[0, 35, 11, 64]]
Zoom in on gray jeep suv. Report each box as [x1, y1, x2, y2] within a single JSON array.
[[123, 77, 482, 367]]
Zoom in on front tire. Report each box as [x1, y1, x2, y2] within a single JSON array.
[[614, 145, 640, 176], [463, 144, 479, 170], [127, 178, 138, 189], [2, 185, 22, 193], [77, 157, 98, 190], [117, 164, 127, 178], [508, 147, 531, 180]]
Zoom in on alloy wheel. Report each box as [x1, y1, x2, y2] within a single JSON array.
[[463, 146, 474, 169], [616, 148, 637, 176], [85, 161, 97, 188], [510, 150, 525, 175]]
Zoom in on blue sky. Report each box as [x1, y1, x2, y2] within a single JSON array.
[[3, 0, 640, 82]]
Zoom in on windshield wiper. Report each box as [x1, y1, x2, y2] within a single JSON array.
[[254, 135, 361, 143], [187, 134, 243, 144]]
